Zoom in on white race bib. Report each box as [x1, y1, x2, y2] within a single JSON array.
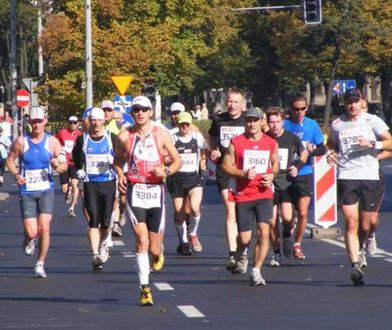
[[131, 183, 161, 209], [339, 127, 374, 153], [64, 140, 74, 153], [278, 148, 289, 170], [180, 153, 198, 172], [86, 154, 110, 175], [243, 150, 270, 174], [220, 126, 245, 148], [25, 169, 50, 191]]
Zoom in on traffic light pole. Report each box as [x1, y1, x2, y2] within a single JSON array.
[[232, 5, 300, 12], [10, 0, 18, 141]]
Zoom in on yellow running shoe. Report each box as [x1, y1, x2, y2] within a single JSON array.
[[152, 252, 165, 272], [140, 287, 153, 306]]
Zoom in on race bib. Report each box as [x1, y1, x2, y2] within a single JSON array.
[[86, 154, 110, 175], [278, 148, 289, 170], [220, 126, 245, 148], [64, 140, 74, 153], [339, 127, 374, 153], [180, 153, 198, 172], [25, 169, 50, 191], [243, 150, 270, 174], [132, 183, 161, 209]]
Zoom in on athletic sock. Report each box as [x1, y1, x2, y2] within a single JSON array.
[[136, 252, 150, 286]]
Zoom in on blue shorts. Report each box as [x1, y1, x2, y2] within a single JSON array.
[[19, 190, 55, 219]]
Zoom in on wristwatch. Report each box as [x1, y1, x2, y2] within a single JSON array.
[[164, 166, 171, 176]]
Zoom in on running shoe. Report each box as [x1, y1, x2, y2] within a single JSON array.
[[270, 253, 282, 267], [233, 255, 248, 274], [119, 212, 127, 226], [92, 254, 103, 271], [34, 263, 46, 278], [225, 256, 237, 271], [68, 207, 76, 218], [249, 268, 266, 286], [140, 287, 153, 306], [282, 236, 293, 257], [112, 223, 122, 237], [366, 234, 377, 255], [65, 192, 72, 205], [105, 233, 114, 248], [351, 266, 365, 286], [176, 243, 192, 256], [293, 244, 306, 259], [151, 252, 165, 272], [189, 234, 202, 253], [23, 238, 35, 256], [359, 249, 367, 269], [98, 243, 109, 263]]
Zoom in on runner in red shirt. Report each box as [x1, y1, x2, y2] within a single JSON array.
[[56, 116, 82, 217]]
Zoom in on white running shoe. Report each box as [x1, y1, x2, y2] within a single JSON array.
[[105, 233, 114, 248], [34, 263, 46, 278], [92, 254, 103, 271], [249, 268, 266, 286], [68, 207, 76, 217], [359, 249, 367, 269], [98, 243, 109, 263], [233, 255, 248, 274], [270, 253, 282, 267], [119, 213, 127, 226], [23, 238, 35, 256], [112, 222, 122, 237], [366, 234, 377, 255]]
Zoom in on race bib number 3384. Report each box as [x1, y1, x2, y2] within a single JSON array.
[[131, 183, 162, 209]]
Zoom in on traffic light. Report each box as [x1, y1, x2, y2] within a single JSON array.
[[142, 82, 156, 106], [303, 0, 322, 25]]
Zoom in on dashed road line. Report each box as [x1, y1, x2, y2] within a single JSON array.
[[153, 282, 174, 291], [113, 240, 125, 246], [177, 305, 205, 318]]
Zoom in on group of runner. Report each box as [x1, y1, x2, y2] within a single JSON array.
[[5, 87, 392, 306]]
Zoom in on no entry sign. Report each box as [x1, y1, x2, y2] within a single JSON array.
[[16, 89, 30, 107]]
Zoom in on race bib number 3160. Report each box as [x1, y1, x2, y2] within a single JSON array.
[[243, 150, 270, 174], [131, 183, 162, 209]]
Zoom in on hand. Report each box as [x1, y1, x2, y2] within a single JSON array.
[[358, 137, 372, 148], [326, 150, 338, 166], [15, 174, 26, 186], [306, 142, 315, 153], [118, 174, 127, 194], [209, 150, 221, 164], [153, 166, 166, 179], [57, 147, 67, 164], [244, 166, 257, 180], [260, 173, 274, 187], [288, 165, 298, 178], [77, 169, 86, 180]]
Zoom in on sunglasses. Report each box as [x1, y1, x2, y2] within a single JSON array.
[[292, 106, 307, 112], [179, 122, 190, 127], [69, 121, 78, 124], [133, 107, 150, 113], [31, 119, 44, 124], [103, 108, 113, 113], [171, 111, 181, 115]]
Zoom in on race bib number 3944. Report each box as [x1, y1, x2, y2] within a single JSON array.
[[131, 183, 162, 209]]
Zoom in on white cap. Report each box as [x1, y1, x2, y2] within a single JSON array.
[[68, 115, 78, 122], [101, 100, 114, 109], [170, 102, 185, 112], [30, 107, 46, 120], [131, 96, 152, 109], [89, 107, 105, 120]]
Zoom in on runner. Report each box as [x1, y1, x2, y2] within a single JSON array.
[[6, 107, 67, 278], [266, 107, 308, 266], [283, 94, 326, 259], [166, 111, 207, 255], [56, 115, 82, 217], [222, 107, 279, 285], [327, 88, 392, 285], [113, 95, 181, 306], [72, 107, 117, 271], [208, 88, 246, 271], [0, 125, 11, 186]]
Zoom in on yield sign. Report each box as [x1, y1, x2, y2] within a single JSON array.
[[111, 75, 133, 95], [16, 89, 30, 107]]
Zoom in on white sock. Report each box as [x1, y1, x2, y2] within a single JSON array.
[[176, 222, 188, 243], [189, 215, 201, 236], [136, 252, 150, 286]]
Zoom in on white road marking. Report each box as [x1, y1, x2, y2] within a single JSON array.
[[113, 240, 125, 246], [177, 305, 205, 318], [154, 282, 174, 291], [121, 251, 135, 258]]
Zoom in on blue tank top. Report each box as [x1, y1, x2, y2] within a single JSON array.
[[283, 117, 324, 175], [82, 131, 115, 182], [19, 133, 55, 194]]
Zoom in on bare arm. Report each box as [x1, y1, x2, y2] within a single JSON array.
[[221, 143, 245, 178], [50, 136, 68, 174], [6, 137, 25, 185], [158, 128, 181, 176], [113, 130, 129, 194], [261, 144, 280, 188]]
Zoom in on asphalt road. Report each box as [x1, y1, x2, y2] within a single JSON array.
[[1, 167, 392, 330]]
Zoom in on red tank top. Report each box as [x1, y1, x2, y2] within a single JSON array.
[[126, 126, 164, 184], [231, 133, 276, 203], [56, 128, 82, 165]]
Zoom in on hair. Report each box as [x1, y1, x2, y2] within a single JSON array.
[[290, 93, 308, 107], [266, 106, 285, 120], [226, 88, 246, 108]]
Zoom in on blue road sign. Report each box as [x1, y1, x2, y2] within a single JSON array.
[[333, 80, 356, 96], [114, 95, 132, 113]]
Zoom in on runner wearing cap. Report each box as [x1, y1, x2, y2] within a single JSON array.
[[166, 112, 207, 254], [208, 88, 246, 272], [56, 116, 82, 217], [222, 107, 279, 286], [6, 106, 68, 278], [72, 107, 117, 271], [327, 88, 392, 285], [114, 95, 181, 306]]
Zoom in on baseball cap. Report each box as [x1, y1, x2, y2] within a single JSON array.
[[177, 112, 192, 125], [170, 102, 185, 113], [30, 107, 46, 120], [245, 107, 263, 119], [89, 107, 105, 120], [131, 96, 152, 109], [101, 100, 114, 109], [68, 115, 78, 122], [344, 88, 361, 102]]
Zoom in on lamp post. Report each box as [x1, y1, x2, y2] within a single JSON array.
[[85, 0, 93, 109]]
